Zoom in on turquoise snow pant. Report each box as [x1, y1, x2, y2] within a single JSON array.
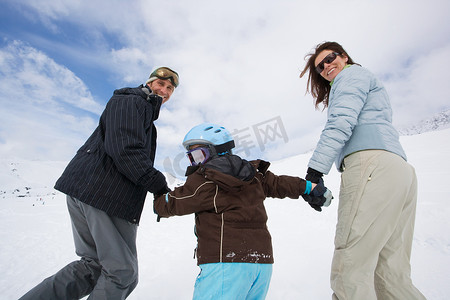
[[331, 150, 426, 300], [193, 262, 273, 300], [19, 196, 138, 300]]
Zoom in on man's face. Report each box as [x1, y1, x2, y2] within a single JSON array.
[[148, 79, 175, 104]]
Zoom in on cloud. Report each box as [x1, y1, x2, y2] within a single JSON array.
[[111, 47, 152, 84], [0, 40, 103, 113], [383, 43, 450, 127], [1, 0, 449, 171], [0, 40, 100, 160]]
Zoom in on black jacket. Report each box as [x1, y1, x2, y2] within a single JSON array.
[[55, 85, 168, 224]]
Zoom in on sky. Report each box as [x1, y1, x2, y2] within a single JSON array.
[[1, 0, 450, 178]]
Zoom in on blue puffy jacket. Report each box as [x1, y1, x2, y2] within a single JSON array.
[[308, 65, 406, 174]]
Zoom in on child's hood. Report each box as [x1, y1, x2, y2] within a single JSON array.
[[200, 155, 256, 192]]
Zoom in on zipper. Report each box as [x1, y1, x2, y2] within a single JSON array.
[[220, 213, 224, 263]]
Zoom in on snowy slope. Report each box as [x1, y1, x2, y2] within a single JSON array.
[[1, 128, 449, 299]]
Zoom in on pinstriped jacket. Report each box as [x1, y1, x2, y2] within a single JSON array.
[[55, 85, 168, 224], [154, 155, 308, 265]]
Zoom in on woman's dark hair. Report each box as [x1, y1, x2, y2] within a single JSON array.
[[300, 41, 359, 109]]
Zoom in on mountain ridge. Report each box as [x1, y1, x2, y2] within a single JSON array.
[[398, 109, 450, 136]]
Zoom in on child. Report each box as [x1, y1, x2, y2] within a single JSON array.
[[154, 123, 332, 299]]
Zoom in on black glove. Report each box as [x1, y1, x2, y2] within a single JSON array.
[[153, 185, 170, 199], [305, 167, 323, 184], [153, 185, 170, 222], [301, 194, 324, 212], [310, 178, 327, 197], [301, 178, 333, 212]]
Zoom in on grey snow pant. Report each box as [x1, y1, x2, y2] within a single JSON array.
[[19, 196, 139, 300]]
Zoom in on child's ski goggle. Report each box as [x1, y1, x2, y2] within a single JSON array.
[[186, 147, 211, 166]]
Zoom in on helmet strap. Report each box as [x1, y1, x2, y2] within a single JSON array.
[[213, 140, 235, 155]]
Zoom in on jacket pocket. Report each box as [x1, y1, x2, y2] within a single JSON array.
[[77, 139, 100, 155]]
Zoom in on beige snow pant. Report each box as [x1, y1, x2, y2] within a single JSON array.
[[331, 150, 426, 300]]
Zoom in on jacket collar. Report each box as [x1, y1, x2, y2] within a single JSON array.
[[141, 84, 163, 120]]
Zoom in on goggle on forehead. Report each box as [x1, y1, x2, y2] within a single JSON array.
[[151, 67, 179, 87], [186, 147, 211, 166]]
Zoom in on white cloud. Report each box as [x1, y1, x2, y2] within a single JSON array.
[[384, 44, 450, 127], [1, 0, 449, 168], [110, 47, 154, 84], [0, 40, 100, 160], [0, 40, 103, 114]]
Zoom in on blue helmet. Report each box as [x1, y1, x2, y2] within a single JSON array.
[[182, 123, 235, 155]]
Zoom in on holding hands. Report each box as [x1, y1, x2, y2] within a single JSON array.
[[302, 168, 333, 212]]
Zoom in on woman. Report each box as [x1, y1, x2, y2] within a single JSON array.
[[300, 42, 426, 300]]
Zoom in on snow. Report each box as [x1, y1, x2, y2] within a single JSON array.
[[1, 128, 450, 299]]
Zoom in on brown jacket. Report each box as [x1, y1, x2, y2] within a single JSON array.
[[154, 155, 308, 265]]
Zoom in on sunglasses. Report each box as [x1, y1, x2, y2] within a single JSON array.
[[151, 67, 179, 87], [315, 52, 340, 74], [186, 147, 211, 166]]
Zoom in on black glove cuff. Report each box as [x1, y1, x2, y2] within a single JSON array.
[[305, 167, 323, 184]]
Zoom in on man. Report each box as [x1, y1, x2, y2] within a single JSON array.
[[19, 67, 179, 300]]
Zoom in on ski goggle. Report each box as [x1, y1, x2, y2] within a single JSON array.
[[186, 147, 211, 166], [315, 52, 339, 74], [150, 67, 179, 87]]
